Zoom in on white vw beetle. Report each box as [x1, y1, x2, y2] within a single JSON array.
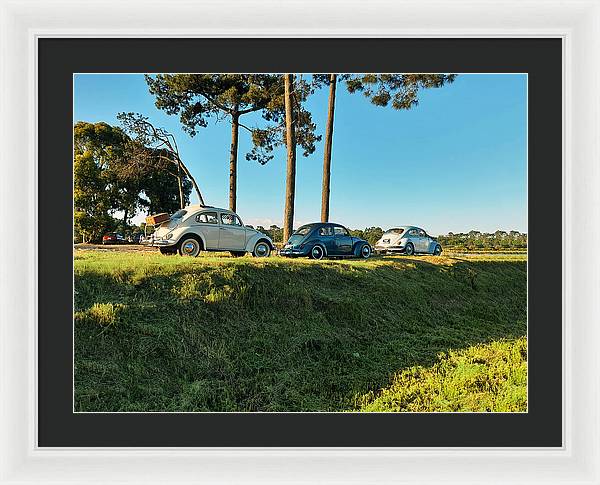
[[374, 226, 442, 256], [142, 205, 275, 258]]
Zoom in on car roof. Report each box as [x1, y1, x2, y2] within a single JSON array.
[[385, 226, 421, 232], [184, 204, 233, 214], [299, 222, 347, 228]]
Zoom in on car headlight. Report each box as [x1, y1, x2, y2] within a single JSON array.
[[165, 233, 173, 240]]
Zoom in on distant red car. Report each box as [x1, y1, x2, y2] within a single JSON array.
[[102, 233, 126, 245]]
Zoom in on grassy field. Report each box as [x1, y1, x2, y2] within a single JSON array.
[[74, 251, 527, 412]]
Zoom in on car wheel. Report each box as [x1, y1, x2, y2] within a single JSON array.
[[310, 245, 325, 260], [405, 242, 415, 256], [159, 247, 177, 256], [230, 251, 246, 257], [252, 241, 271, 258], [178, 237, 201, 257], [359, 244, 371, 259], [433, 245, 442, 256]]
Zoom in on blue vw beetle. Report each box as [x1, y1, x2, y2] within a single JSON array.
[[280, 222, 372, 260]]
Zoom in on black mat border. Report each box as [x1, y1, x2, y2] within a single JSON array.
[[38, 38, 562, 447]]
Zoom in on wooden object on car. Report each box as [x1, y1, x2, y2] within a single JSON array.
[[145, 213, 170, 225]]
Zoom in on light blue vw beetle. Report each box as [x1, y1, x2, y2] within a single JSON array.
[[374, 226, 442, 256]]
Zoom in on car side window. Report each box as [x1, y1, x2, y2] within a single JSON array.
[[196, 212, 218, 224], [221, 213, 242, 226], [418, 229, 426, 237], [319, 226, 333, 236], [334, 226, 349, 236], [408, 229, 419, 237]]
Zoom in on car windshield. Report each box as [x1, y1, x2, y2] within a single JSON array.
[[385, 228, 405, 235]]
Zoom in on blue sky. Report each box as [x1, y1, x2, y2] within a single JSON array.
[[74, 74, 527, 235]]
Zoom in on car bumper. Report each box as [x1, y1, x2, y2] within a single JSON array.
[[279, 247, 308, 257], [374, 245, 405, 254], [140, 238, 176, 248]]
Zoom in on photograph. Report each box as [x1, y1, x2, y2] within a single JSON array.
[[73, 72, 527, 413]]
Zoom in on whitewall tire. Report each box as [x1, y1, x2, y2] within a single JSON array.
[[310, 245, 325, 260], [178, 237, 201, 257], [360, 244, 372, 259], [252, 241, 271, 258]]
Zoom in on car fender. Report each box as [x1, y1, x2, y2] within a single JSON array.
[[427, 240, 440, 254], [173, 228, 207, 249], [352, 239, 370, 256], [311, 239, 328, 255], [244, 231, 275, 252]]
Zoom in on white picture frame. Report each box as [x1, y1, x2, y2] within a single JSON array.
[[1, 0, 598, 483]]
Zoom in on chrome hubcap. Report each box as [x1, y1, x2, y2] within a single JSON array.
[[362, 246, 370, 257], [312, 247, 322, 258], [182, 241, 197, 255], [256, 243, 268, 257]]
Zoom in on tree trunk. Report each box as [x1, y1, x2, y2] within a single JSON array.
[[283, 74, 297, 243], [321, 73, 337, 223], [177, 161, 184, 209], [229, 110, 240, 212], [123, 208, 128, 226]]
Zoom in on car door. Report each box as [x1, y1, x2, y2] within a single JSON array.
[[218, 212, 247, 250], [421, 230, 435, 253], [333, 225, 353, 255], [318, 225, 336, 254], [407, 228, 420, 251], [417, 229, 429, 253], [192, 211, 220, 249]]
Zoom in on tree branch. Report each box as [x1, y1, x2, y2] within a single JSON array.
[[238, 122, 254, 134]]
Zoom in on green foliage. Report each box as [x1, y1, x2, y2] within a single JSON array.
[[116, 112, 195, 208], [74, 120, 192, 242], [349, 227, 384, 246], [140, 167, 190, 215], [247, 75, 322, 164], [145, 74, 321, 166], [74, 121, 129, 166], [256, 224, 284, 243], [437, 230, 527, 251], [145, 74, 284, 137], [74, 252, 526, 412], [345, 74, 457, 109], [73, 125, 122, 242]]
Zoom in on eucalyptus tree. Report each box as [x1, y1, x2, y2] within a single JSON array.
[[314, 73, 457, 222], [282, 74, 297, 243], [145, 74, 286, 212]]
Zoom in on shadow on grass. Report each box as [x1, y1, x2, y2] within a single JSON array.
[[74, 255, 527, 412]]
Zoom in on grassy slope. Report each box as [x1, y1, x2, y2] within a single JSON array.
[[357, 337, 527, 412], [74, 251, 527, 412]]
